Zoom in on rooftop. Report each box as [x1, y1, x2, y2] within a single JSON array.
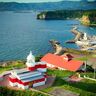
[[41, 53, 84, 71]]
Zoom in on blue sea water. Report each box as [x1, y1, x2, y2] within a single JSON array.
[[0, 11, 96, 61]]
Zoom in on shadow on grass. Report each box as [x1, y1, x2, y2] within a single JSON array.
[[52, 76, 96, 93]]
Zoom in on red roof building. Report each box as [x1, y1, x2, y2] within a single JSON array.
[[41, 53, 84, 72]]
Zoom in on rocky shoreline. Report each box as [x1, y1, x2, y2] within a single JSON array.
[[66, 26, 84, 43]]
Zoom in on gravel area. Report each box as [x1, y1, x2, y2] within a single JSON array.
[[49, 88, 79, 96]]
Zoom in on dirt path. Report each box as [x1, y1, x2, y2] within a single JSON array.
[[49, 88, 79, 96]]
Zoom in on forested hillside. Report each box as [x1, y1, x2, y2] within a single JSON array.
[[37, 10, 96, 26]]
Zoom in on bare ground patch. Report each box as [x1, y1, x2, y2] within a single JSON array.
[[49, 88, 79, 96]]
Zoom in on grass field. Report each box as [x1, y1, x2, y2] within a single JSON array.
[[0, 55, 43, 74], [42, 69, 96, 96], [0, 60, 26, 73]]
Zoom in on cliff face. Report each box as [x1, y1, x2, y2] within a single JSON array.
[[81, 15, 90, 26], [81, 13, 96, 26], [37, 13, 46, 20]]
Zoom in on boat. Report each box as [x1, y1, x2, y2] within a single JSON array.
[[75, 41, 89, 46]]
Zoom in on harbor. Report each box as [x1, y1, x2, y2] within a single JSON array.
[[67, 26, 96, 51]]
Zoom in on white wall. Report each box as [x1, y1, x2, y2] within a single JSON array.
[[33, 81, 45, 87], [58, 67, 66, 70], [37, 68, 47, 72], [9, 81, 17, 87], [21, 85, 29, 89], [47, 63, 55, 68], [47, 63, 66, 70]]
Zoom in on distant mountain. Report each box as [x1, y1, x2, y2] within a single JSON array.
[[0, 1, 96, 11]]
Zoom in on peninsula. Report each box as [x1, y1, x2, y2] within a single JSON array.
[[37, 10, 96, 26]]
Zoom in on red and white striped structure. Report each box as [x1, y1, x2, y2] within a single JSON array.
[[26, 51, 47, 72], [9, 51, 47, 89]]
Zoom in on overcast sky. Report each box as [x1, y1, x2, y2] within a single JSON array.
[[0, 0, 95, 3]]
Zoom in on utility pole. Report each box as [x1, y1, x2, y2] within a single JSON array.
[[94, 68, 96, 79], [85, 53, 87, 75]]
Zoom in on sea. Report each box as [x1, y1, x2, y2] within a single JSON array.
[[0, 11, 96, 61]]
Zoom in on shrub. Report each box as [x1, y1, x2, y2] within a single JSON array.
[[0, 87, 48, 96]]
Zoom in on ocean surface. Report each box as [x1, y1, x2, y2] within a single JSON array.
[[0, 11, 96, 61]]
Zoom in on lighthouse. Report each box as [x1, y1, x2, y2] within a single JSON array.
[[9, 51, 47, 89], [26, 51, 36, 71], [83, 33, 88, 41]]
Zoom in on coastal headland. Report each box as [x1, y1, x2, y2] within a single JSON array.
[[37, 10, 96, 26]]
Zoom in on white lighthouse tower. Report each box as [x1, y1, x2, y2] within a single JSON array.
[[26, 51, 36, 71], [83, 33, 88, 41]]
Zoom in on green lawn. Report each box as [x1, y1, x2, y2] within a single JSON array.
[[0, 87, 48, 96], [0, 60, 26, 74], [0, 55, 43, 74], [42, 69, 96, 96]]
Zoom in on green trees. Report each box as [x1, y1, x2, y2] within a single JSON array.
[[81, 10, 96, 26], [37, 10, 96, 26], [0, 87, 47, 96]]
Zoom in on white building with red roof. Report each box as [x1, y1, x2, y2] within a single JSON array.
[[41, 53, 85, 72]]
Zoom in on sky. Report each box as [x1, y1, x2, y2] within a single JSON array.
[[0, 0, 95, 3]]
